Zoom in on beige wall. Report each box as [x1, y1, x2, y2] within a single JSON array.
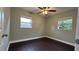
[[10, 8, 45, 41], [45, 8, 77, 43]]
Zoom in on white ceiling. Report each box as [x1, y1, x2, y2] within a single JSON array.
[[20, 7, 76, 15]]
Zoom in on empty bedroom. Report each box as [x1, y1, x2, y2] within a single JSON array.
[[0, 7, 77, 51]]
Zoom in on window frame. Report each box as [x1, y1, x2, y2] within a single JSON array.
[[20, 16, 32, 29], [57, 17, 73, 31]]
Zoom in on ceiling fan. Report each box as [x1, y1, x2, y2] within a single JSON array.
[[38, 7, 56, 15]]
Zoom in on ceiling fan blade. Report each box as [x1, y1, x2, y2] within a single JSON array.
[[48, 10, 56, 12], [43, 7, 50, 9], [48, 7, 50, 8], [43, 7, 47, 9], [38, 7, 43, 9], [38, 7, 50, 9]]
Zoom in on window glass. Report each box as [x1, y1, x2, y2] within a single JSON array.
[[58, 18, 72, 30], [20, 17, 32, 28]]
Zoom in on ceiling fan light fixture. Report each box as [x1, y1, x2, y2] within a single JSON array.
[[42, 10, 48, 15], [38, 7, 56, 15]]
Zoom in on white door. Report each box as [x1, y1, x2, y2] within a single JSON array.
[[75, 8, 79, 51], [0, 7, 10, 51]]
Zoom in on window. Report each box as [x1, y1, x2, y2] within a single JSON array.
[[58, 18, 72, 30], [20, 17, 32, 28]]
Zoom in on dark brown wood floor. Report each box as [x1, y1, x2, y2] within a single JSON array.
[[8, 37, 74, 51]]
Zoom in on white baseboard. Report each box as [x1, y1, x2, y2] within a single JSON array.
[[10, 36, 45, 44], [45, 36, 75, 46], [9, 36, 74, 46]]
